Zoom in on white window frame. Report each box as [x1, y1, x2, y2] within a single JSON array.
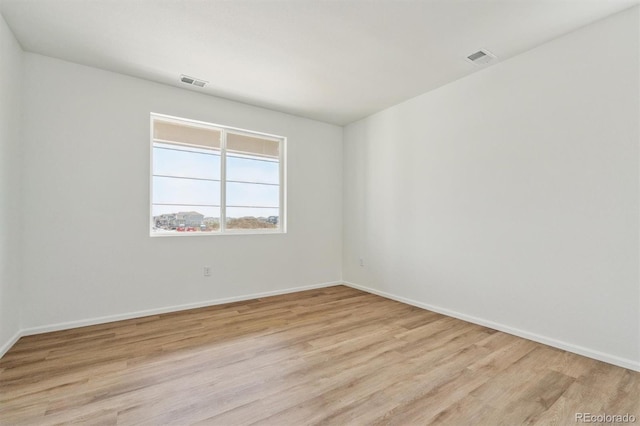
[[150, 113, 287, 237]]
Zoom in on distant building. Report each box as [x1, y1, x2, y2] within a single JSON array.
[[176, 211, 204, 227], [154, 213, 177, 229], [154, 211, 204, 229]]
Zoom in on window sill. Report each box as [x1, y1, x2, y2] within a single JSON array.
[[150, 229, 285, 237]]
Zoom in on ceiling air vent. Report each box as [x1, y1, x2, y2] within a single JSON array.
[[466, 49, 496, 65], [180, 74, 208, 88]]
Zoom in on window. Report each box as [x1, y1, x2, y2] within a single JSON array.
[[150, 114, 285, 236]]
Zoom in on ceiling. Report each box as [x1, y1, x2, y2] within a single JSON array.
[[1, 0, 636, 125]]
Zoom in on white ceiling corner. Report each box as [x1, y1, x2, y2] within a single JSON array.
[[0, 0, 637, 125]]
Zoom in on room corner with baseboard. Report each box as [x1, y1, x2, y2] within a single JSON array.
[[341, 6, 640, 375]]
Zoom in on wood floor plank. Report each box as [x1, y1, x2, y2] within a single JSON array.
[[0, 285, 638, 425]]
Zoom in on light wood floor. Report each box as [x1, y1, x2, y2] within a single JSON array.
[[1, 286, 638, 425]]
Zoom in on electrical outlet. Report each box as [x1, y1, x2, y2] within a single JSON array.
[[203, 266, 211, 277]]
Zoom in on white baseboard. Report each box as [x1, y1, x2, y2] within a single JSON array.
[[343, 281, 640, 372], [0, 281, 340, 352], [0, 329, 22, 359], [7, 279, 637, 372]]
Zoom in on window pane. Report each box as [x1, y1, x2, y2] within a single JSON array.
[[226, 207, 279, 230], [153, 176, 220, 205], [153, 145, 220, 180], [226, 155, 279, 184], [227, 132, 279, 159], [152, 205, 220, 233], [226, 182, 279, 208]]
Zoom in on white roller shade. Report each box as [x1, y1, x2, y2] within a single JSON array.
[[227, 132, 280, 159], [154, 121, 221, 149]]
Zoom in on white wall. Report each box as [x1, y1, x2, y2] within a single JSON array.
[[20, 53, 342, 330], [343, 7, 640, 369], [0, 13, 23, 354]]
